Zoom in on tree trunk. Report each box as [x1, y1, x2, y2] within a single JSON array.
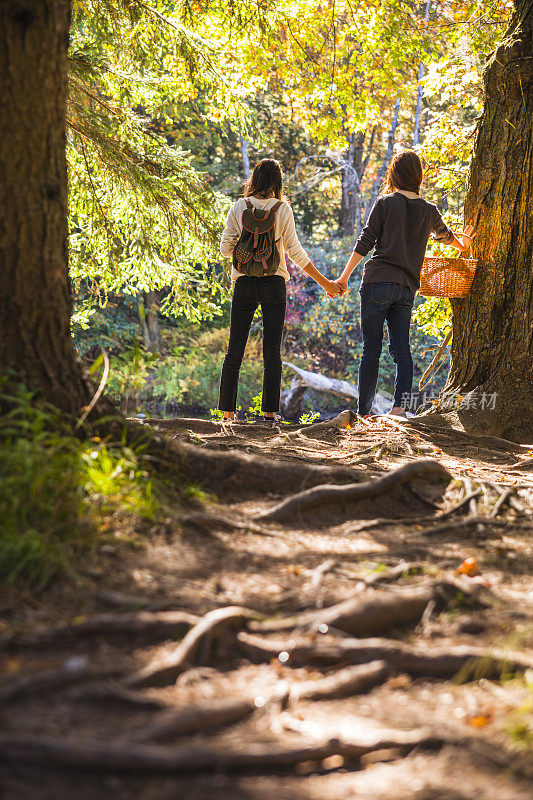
[[364, 96, 400, 225], [438, 0, 533, 442], [0, 1, 89, 414], [338, 130, 376, 237], [240, 136, 251, 180], [412, 0, 431, 148], [138, 292, 161, 353]]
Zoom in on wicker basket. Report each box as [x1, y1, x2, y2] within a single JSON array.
[[419, 254, 477, 298]]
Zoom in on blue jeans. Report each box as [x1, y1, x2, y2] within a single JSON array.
[[358, 282, 414, 415]]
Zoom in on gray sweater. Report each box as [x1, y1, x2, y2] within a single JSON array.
[[354, 192, 454, 293]]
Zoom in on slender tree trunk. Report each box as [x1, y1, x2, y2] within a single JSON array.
[[413, 0, 431, 148], [0, 0, 89, 413], [138, 292, 161, 353], [364, 96, 400, 224], [338, 129, 376, 237], [240, 136, 251, 180], [438, 0, 533, 442]]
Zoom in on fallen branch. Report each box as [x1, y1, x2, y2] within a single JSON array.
[[257, 459, 451, 522], [125, 606, 255, 689]]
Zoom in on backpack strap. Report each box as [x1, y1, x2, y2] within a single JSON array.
[[244, 198, 253, 208], [271, 200, 283, 214]]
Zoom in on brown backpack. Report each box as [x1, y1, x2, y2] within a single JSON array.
[[233, 199, 283, 277]]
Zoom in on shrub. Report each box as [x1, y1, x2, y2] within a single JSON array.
[[0, 382, 156, 588]]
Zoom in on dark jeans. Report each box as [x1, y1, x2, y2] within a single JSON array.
[[358, 282, 414, 415], [218, 275, 286, 413]]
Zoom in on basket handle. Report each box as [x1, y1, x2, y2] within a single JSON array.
[[424, 259, 475, 279]]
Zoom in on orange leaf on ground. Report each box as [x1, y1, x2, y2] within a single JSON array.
[[466, 714, 493, 728], [455, 556, 479, 577]]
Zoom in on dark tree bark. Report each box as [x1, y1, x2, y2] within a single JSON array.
[[138, 291, 161, 353], [337, 128, 376, 237], [0, 1, 89, 413], [439, 0, 533, 442], [364, 96, 400, 225]]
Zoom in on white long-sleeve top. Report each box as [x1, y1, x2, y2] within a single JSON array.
[[220, 196, 311, 282]]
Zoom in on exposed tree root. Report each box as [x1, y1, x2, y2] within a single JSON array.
[[405, 420, 527, 454], [297, 409, 356, 436], [2, 728, 530, 778], [412, 516, 533, 538], [174, 441, 364, 499], [257, 459, 451, 522], [251, 583, 444, 636], [63, 683, 169, 711], [0, 665, 120, 706], [125, 606, 256, 689], [180, 512, 275, 537], [288, 659, 389, 701], [354, 561, 427, 586], [236, 632, 533, 680], [0, 610, 198, 650], [0, 729, 446, 774], [135, 697, 256, 743]]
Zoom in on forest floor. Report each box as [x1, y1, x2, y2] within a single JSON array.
[[1, 413, 533, 800]]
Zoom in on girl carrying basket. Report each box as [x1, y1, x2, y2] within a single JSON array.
[[335, 150, 475, 418]]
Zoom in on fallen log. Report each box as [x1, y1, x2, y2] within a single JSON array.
[[125, 606, 255, 689], [257, 459, 452, 522], [282, 361, 392, 415], [236, 633, 533, 680]]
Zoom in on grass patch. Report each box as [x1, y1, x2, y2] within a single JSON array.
[[0, 382, 158, 589]]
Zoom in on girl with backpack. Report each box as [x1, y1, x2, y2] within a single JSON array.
[[334, 150, 475, 418], [218, 158, 340, 423]]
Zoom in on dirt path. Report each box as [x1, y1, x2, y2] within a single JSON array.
[[1, 414, 533, 800]]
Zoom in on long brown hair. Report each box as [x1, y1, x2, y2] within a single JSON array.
[[383, 150, 423, 195], [244, 158, 284, 200]]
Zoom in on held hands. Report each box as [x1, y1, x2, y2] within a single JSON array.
[[324, 279, 342, 297], [326, 278, 348, 298]]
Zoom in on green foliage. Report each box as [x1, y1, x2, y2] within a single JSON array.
[[299, 411, 320, 425], [0, 382, 156, 589], [247, 393, 263, 418]]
